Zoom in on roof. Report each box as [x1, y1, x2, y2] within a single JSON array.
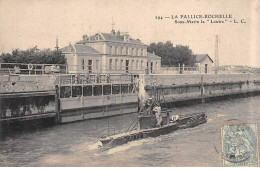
[[101, 33, 146, 45], [73, 44, 100, 54], [147, 52, 161, 59], [60, 44, 100, 54], [76, 31, 147, 46], [195, 54, 214, 63]]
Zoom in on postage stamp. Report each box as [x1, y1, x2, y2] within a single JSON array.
[[222, 123, 259, 167]]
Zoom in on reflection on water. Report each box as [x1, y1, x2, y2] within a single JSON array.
[[1, 96, 260, 166]]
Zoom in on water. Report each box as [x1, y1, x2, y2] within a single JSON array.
[[1, 96, 260, 166]]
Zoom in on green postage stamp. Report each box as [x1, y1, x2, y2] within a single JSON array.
[[222, 124, 259, 167]]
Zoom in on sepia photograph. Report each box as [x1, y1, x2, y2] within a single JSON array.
[[0, 0, 260, 167]]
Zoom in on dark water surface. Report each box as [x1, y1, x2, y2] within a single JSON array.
[[1, 96, 260, 166]]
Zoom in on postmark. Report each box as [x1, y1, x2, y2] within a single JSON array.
[[222, 123, 259, 167]]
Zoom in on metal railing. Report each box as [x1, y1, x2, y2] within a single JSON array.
[[58, 74, 137, 85], [161, 66, 203, 74], [0, 63, 161, 75], [0, 63, 68, 75], [2, 63, 256, 75]]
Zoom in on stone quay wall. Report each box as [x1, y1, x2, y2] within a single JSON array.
[[0, 75, 57, 93], [1, 73, 260, 122], [145, 74, 260, 86], [0, 75, 58, 120], [139, 74, 260, 105]]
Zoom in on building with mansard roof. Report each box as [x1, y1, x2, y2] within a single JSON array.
[[60, 30, 161, 74]]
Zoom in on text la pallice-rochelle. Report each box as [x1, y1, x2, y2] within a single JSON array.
[[171, 14, 233, 19]]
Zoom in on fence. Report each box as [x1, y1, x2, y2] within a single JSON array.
[[0, 63, 156, 75], [1, 63, 257, 75], [57, 74, 138, 99], [57, 74, 136, 85], [0, 63, 68, 75], [160, 66, 213, 75]]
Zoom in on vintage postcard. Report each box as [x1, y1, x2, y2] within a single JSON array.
[[0, 0, 260, 167]]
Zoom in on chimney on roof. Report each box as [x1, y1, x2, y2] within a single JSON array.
[[111, 29, 116, 35], [82, 34, 88, 41], [123, 32, 129, 42], [116, 30, 120, 36], [55, 36, 59, 50], [68, 42, 72, 52]]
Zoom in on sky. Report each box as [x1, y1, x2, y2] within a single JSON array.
[[0, 0, 259, 67]]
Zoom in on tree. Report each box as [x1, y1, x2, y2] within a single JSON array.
[[147, 41, 196, 66], [0, 47, 67, 64]]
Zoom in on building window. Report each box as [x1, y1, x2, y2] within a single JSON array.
[[120, 59, 123, 70], [136, 60, 139, 70], [132, 48, 134, 55], [96, 60, 99, 71], [88, 60, 92, 73], [141, 60, 143, 70], [141, 49, 143, 56], [115, 59, 118, 70], [109, 59, 112, 70], [155, 62, 157, 71], [120, 47, 123, 55], [115, 47, 118, 55], [131, 60, 134, 70], [150, 62, 153, 73], [136, 48, 138, 56], [126, 47, 128, 55], [82, 59, 85, 70], [110, 46, 112, 54]]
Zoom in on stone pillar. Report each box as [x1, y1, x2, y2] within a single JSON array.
[[178, 63, 181, 74], [55, 85, 61, 124], [200, 75, 205, 103], [102, 55, 107, 74]]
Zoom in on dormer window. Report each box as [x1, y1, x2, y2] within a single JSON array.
[[95, 34, 100, 40], [141, 49, 143, 56], [115, 47, 118, 55], [131, 48, 134, 55]]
